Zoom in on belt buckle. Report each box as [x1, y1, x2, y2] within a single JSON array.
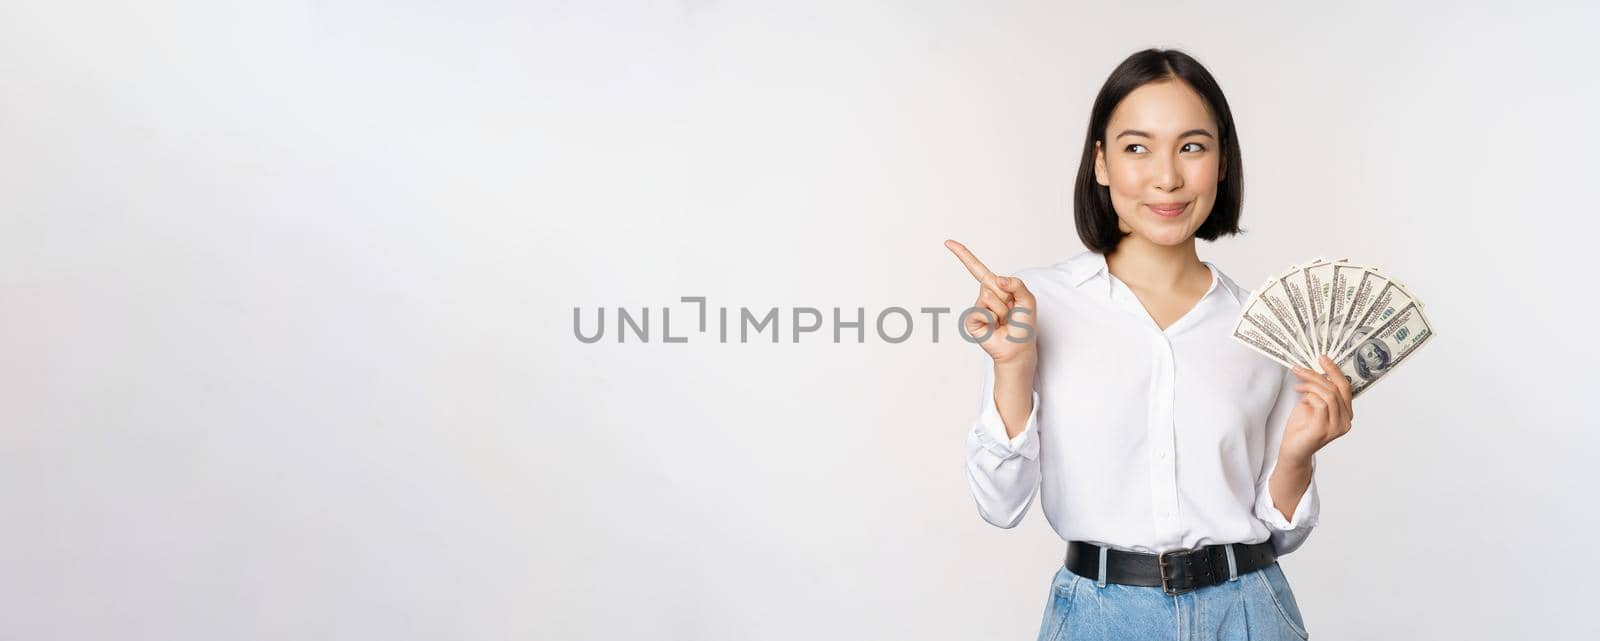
[[1157, 549, 1197, 596]]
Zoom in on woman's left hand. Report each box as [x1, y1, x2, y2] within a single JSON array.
[[1281, 354, 1355, 464]]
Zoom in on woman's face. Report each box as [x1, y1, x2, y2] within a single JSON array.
[[1095, 79, 1223, 248]]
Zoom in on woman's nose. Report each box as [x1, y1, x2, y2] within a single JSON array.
[[1153, 154, 1183, 191]]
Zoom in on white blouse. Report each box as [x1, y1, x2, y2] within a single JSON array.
[[963, 249, 1320, 557]]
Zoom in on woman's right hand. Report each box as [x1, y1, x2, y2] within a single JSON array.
[[944, 239, 1038, 365]]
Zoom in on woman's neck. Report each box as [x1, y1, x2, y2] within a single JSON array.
[[1104, 235, 1207, 292]]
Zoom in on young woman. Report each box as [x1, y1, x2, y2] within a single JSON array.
[[948, 49, 1354, 640]]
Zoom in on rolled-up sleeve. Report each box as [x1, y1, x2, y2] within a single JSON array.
[[964, 360, 1042, 529], [1253, 367, 1322, 556]]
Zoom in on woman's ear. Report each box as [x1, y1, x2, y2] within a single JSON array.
[[1094, 141, 1109, 187], [1218, 152, 1227, 181]]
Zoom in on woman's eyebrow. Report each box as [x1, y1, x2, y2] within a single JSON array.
[[1114, 129, 1217, 140]]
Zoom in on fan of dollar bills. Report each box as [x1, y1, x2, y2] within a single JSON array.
[[1232, 258, 1434, 398]]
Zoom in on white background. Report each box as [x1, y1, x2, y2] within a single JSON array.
[[3, 1, 1597, 639]]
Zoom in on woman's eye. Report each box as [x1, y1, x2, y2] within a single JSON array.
[[1182, 142, 1207, 153], [1124, 144, 1147, 153]]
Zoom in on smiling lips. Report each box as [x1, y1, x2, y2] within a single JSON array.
[[1148, 202, 1189, 218]]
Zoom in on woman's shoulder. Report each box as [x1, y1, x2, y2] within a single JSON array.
[[1203, 261, 1254, 308]]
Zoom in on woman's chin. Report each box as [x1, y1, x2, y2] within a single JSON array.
[[1133, 228, 1195, 247]]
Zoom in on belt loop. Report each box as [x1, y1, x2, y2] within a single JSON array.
[[1225, 543, 1239, 582], [1096, 545, 1108, 588]]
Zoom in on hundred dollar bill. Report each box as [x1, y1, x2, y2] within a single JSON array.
[[1274, 264, 1321, 361], [1288, 260, 1322, 358], [1330, 274, 1418, 364], [1324, 262, 1369, 354], [1302, 259, 1346, 359], [1233, 290, 1315, 370], [1336, 301, 1434, 398], [1233, 323, 1307, 371], [1327, 266, 1391, 362], [1244, 277, 1316, 367]]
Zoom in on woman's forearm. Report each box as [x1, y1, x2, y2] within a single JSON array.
[[992, 355, 1037, 440], [1268, 455, 1313, 521]]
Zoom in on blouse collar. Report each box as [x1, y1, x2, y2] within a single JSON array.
[[1064, 250, 1228, 303]]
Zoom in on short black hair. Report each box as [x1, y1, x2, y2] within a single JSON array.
[[1073, 48, 1245, 254]]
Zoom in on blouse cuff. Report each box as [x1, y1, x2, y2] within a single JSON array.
[[973, 388, 1040, 469], [1255, 455, 1321, 531]]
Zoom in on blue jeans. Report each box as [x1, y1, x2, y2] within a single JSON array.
[[1037, 557, 1311, 640]]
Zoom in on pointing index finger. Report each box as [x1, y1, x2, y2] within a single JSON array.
[[943, 239, 992, 280], [944, 239, 998, 285], [944, 239, 1013, 301]]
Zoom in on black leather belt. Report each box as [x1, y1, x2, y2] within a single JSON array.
[[1065, 540, 1277, 596]]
